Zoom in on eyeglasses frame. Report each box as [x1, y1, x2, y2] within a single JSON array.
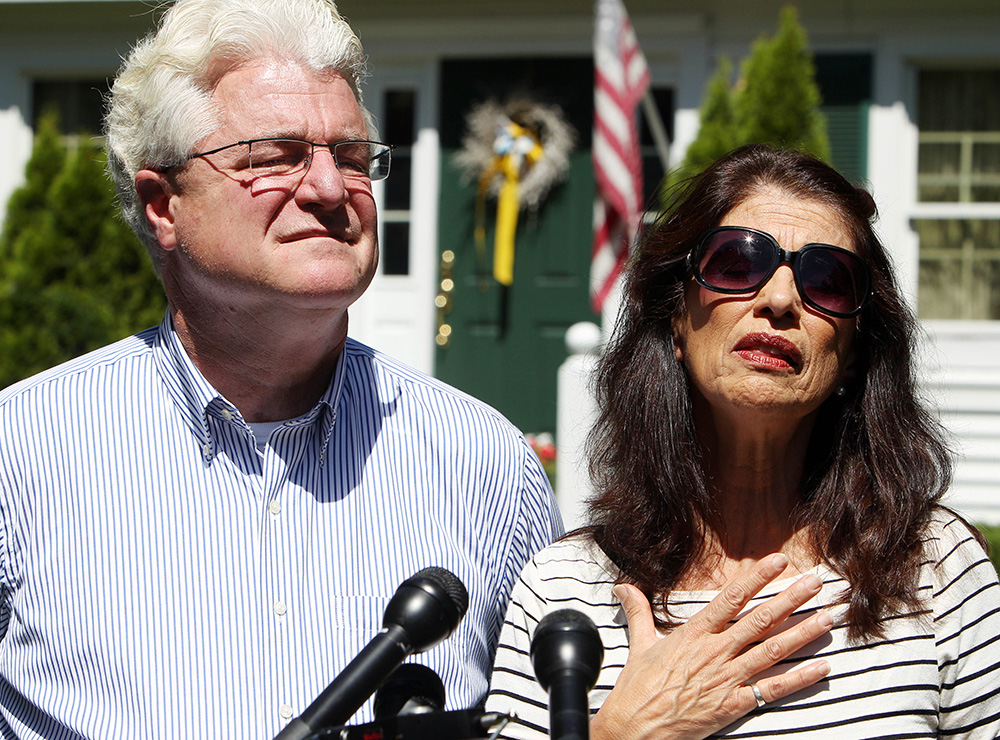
[[180, 137, 393, 182], [687, 226, 872, 319]]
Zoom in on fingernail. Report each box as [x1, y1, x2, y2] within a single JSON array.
[[800, 573, 822, 591], [816, 612, 834, 629], [612, 585, 627, 604], [815, 660, 831, 677], [768, 553, 789, 569]]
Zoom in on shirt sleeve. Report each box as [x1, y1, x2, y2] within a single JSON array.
[[491, 440, 562, 626], [519, 440, 565, 553], [931, 515, 1000, 737], [486, 555, 554, 740]]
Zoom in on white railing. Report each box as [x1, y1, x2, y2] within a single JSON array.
[[555, 322, 602, 531]]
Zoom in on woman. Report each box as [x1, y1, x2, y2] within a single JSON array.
[[486, 146, 1000, 739]]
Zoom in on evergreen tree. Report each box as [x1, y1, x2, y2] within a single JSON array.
[[0, 109, 65, 255], [735, 6, 829, 161], [663, 6, 830, 200], [0, 114, 165, 389], [667, 57, 740, 187]]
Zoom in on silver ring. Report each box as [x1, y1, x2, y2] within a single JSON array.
[[750, 682, 766, 708]]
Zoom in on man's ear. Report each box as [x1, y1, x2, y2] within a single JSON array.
[[135, 169, 180, 252]]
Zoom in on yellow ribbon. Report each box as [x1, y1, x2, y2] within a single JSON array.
[[474, 121, 544, 287]]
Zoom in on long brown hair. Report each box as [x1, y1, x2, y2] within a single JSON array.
[[587, 145, 953, 640]]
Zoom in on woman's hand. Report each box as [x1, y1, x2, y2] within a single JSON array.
[[590, 553, 832, 740]]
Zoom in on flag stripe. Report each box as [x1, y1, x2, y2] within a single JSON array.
[[591, 0, 651, 313]]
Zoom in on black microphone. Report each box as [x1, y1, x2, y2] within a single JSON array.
[[275, 567, 468, 740], [374, 663, 446, 718], [530, 609, 603, 740]]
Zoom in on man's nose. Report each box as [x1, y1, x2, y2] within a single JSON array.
[[294, 146, 348, 208]]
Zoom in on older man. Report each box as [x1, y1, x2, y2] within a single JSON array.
[[0, 1, 560, 737]]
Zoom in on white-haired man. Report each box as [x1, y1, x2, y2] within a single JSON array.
[[0, 1, 560, 737]]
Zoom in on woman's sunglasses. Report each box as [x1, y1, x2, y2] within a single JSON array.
[[688, 226, 872, 318]]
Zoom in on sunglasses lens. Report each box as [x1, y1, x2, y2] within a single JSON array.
[[799, 248, 868, 316], [697, 230, 775, 291], [694, 228, 870, 317]]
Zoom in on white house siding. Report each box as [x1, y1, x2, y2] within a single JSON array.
[[1, 0, 998, 521], [920, 324, 1000, 523]]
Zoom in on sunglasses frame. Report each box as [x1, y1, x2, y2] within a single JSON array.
[[688, 226, 872, 318]]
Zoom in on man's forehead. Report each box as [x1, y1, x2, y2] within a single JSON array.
[[208, 58, 365, 141]]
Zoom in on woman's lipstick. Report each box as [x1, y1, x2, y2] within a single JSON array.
[[733, 332, 802, 371]]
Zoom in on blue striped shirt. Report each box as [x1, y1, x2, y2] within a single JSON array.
[[0, 314, 562, 739]]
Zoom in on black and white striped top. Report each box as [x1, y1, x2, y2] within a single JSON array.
[[487, 512, 1000, 739]]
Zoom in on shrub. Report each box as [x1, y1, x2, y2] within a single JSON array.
[[665, 6, 830, 194], [0, 110, 165, 389]]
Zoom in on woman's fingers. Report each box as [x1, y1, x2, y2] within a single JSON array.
[[742, 658, 831, 713], [690, 553, 790, 633], [724, 571, 824, 647], [613, 583, 659, 651], [761, 659, 832, 702], [737, 609, 834, 678]]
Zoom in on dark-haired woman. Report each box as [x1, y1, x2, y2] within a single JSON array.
[[486, 145, 1000, 739]]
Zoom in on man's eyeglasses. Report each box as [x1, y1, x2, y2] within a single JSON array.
[[688, 226, 871, 318], [184, 138, 392, 181]]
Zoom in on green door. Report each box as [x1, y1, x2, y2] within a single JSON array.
[[435, 58, 595, 436]]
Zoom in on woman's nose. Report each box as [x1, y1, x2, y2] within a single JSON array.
[[753, 264, 801, 320]]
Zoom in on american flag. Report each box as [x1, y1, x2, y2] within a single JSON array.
[[591, 0, 650, 313]]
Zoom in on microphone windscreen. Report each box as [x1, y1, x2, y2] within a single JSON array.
[[383, 567, 469, 653], [530, 609, 604, 691], [373, 663, 446, 718], [417, 566, 470, 618]]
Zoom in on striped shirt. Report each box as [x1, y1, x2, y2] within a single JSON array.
[[487, 512, 1000, 739], [0, 314, 561, 739]]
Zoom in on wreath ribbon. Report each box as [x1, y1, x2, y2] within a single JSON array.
[[475, 121, 544, 286]]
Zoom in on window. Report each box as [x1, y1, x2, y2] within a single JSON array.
[[381, 89, 416, 276], [915, 69, 1000, 320], [917, 219, 1000, 319], [32, 78, 110, 135]]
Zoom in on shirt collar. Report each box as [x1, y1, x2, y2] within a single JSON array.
[[151, 312, 347, 465]]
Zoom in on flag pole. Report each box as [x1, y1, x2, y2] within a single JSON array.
[[640, 91, 671, 173]]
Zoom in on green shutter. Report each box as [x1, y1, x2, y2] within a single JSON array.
[[815, 54, 873, 182]]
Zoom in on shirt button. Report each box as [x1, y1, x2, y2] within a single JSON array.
[[274, 601, 287, 617], [220, 408, 233, 422], [269, 500, 282, 516], [279, 704, 294, 720]]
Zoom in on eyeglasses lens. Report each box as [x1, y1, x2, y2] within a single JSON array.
[[249, 140, 311, 177], [331, 141, 375, 179]]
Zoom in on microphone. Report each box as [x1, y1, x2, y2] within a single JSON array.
[[374, 663, 446, 718], [275, 567, 468, 740], [530, 609, 603, 740]]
